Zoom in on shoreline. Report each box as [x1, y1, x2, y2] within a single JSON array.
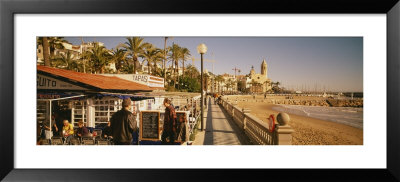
[[233, 100, 363, 145], [271, 104, 363, 129]]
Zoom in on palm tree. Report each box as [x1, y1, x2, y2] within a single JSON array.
[[214, 75, 224, 93], [250, 79, 259, 93], [110, 48, 127, 74], [86, 43, 111, 74], [140, 45, 162, 75], [169, 43, 181, 76], [185, 64, 200, 79], [151, 52, 164, 74], [48, 37, 68, 59], [180, 47, 191, 76], [37, 37, 68, 66], [225, 78, 233, 93], [264, 80, 272, 93], [42, 37, 50, 66], [163, 37, 173, 86], [169, 43, 182, 88], [119, 37, 150, 74], [53, 50, 77, 70]]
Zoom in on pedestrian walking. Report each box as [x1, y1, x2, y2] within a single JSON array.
[[110, 98, 137, 145], [161, 98, 177, 145]]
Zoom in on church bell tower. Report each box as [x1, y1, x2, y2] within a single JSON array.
[[261, 59, 267, 77]]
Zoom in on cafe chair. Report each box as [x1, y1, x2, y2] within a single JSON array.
[[51, 136, 63, 145], [81, 136, 95, 145], [39, 139, 50, 145], [70, 137, 80, 145]]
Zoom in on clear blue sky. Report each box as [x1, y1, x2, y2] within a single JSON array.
[[65, 37, 363, 92]]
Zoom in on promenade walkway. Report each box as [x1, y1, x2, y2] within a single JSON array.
[[193, 97, 251, 145]]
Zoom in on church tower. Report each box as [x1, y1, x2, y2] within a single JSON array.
[[261, 59, 267, 77]]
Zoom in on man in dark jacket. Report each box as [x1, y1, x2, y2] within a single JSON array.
[[110, 98, 137, 145], [161, 98, 177, 145]]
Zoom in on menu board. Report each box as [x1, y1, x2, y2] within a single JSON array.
[[140, 111, 160, 140]]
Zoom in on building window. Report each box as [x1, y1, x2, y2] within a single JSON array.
[[94, 99, 121, 127], [72, 100, 87, 127], [37, 100, 47, 123]]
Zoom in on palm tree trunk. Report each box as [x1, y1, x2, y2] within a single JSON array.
[[173, 59, 176, 88], [43, 37, 50, 66], [148, 61, 151, 74], [133, 55, 137, 74], [175, 60, 178, 76], [163, 37, 168, 86], [182, 59, 185, 76], [152, 62, 156, 76]]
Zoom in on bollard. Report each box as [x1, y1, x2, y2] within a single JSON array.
[[275, 112, 294, 145]]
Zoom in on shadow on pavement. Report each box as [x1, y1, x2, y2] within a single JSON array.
[[203, 97, 251, 145]]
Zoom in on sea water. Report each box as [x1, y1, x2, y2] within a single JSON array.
[[272, 105, 363, 129]]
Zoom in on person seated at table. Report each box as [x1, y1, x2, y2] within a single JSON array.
[[102, 121, 112, 139], [76, 120, 89, 139], [62, 120, 74, 144]]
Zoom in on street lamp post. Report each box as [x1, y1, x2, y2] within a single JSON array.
[[197, 43, 207, 131]]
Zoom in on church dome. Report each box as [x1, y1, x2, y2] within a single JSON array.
[[250, 65, 255, 75]]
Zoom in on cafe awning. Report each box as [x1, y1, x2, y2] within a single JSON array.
[[91, 93, 155, 101], [37, 92, 86, 101], [37, 65, 158, 93]]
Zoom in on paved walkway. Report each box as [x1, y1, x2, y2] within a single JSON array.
[[193, 97, 251, 145]]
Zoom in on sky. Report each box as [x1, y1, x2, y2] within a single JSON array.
[[65, 37, 363, 92]]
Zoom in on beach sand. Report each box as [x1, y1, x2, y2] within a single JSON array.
[[228, 96, 363, 145]]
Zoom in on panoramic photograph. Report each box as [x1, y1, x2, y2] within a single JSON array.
[[36, 37, 363, 145]]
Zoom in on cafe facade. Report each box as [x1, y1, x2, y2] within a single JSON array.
[[37, 65, 165, 134]]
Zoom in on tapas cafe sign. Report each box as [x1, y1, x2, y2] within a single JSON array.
[[37, 74, 87, 90], [101, 74, 164, 88]]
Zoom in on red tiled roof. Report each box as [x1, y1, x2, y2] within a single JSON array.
[[37, 65, 157, 92]]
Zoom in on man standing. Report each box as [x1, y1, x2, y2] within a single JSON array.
[[42, 119, 52, 140], [110, 98, 137, 145], [161, 98, 176, 145]]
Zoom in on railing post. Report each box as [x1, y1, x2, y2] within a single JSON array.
[[231, 102, 237, 117], [242, 108, 251, 130], [275, 112, 294, 145]]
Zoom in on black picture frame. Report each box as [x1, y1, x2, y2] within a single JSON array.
[[1, 0, 399, 181]]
